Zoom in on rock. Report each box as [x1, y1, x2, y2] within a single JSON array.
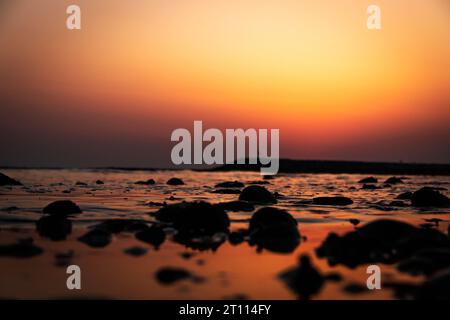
[[349, 219, 360, 226], [75, 181, 87, 186], [316, 219, 449, 268], [361, 184, 381, 190], [0, 238, 43, 258], [167, 178, 184, 185], [411, 187, 449, 207], [43, 200, 82, 216], [396, 192, 413, 200], [214, 181, 244, 188], [415, 268, 450, 299], [124, 246, 148, 257], [279, 255, 324, 300], [384, 177, 403, 184], [135, 179, 155, 185], [215, 201, 255, 212], [96, 180, 104, 185], [78, 229, 112, 248], [211, 189, 241, 194], [36, 216, 72, 241], [155, 267, 204, 285], [228, 231, 246, 245], [389, 200, 408, 207], [248, 207, 300, 253], [135, 225, 166, 248], [153, 202, 230, 250], [238, 186, 277, 204], [180, 252, 195, 260], [397, 248, 450, 276], [358, 177, 378, 183], [0, 172, 22, 186], [312, 196, 353, 206]]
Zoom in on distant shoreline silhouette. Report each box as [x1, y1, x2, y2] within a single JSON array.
[[1, 159, 450, 175]]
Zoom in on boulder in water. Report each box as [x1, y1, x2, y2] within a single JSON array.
[[78, 229, 112, 248], [36, 216, 72, 241], [316, 219, 449, 268], [358, 177, 377, 183], [0, 238, 43, 258], [43, 200, 82, 216], [135, 225, 166, 248], [384, 177, 404, 184], [214, 181, 244, 188], [167, 178, 184, 185], [249, 207, 300, 253], [411, 188, 449, 207], [238, 186, 277, 204], [153, 201, 230, 250], [312, 196, 353, 206], [0, 172, 22, 186]]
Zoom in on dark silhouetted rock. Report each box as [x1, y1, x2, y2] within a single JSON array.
[[135, 179, 155, 185], [75, 181, 87, 186], [0, 172, 22, 186], [389, 200, 408, 207], [96, 180, 104, 185], [411, 187, 450, 207], [396, 192, 413, 200], [316, 219, 449, 268], [361, 184, 381, 190], [384, 177, 403, 184], [135, 225, 166, 248], [415, 268, 450, 299], [124, 246, 148, 257], [167, 178, 184, 185], [36, 216, 72, 241], [214, 181, 244, 188], [215, 201, 254, 212], [228, 230, 247, 245], [397, 248, 450, 276], [238, 186, 277, 204], [43, 200, 82, 216], [153, 201, 229, 250], [155, 267, 204, 285], [78, 229, 112, 248], [211, 189, 241, 194], [279, 255, 324, 300], [312, 196, 353, 206], [358, 177, 378, 183], [0, 238, 43, 258], [349, 219, 360, 226], [249, 207, 300, 253]]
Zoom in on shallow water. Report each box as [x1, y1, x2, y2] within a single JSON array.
[[0, 169, 449, 299]]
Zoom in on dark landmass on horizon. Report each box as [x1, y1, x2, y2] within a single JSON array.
[[208, 159, 450, 175], [1, 159, 450, 175]]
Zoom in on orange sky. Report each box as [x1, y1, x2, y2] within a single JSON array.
[[0, 0, 449, 167]]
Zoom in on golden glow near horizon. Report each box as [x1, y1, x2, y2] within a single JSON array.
[[0, 0, 449, 156]]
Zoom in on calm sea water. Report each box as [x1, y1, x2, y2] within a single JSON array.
[[1, 169, 449, 299]]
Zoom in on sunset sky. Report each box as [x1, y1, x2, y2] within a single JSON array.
[[0, 0, 449, 167]]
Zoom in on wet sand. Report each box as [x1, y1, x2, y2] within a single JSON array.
[[0, 169, 449, 299]]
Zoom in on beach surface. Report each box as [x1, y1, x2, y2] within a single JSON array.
[[1, 169, 449, 299]]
